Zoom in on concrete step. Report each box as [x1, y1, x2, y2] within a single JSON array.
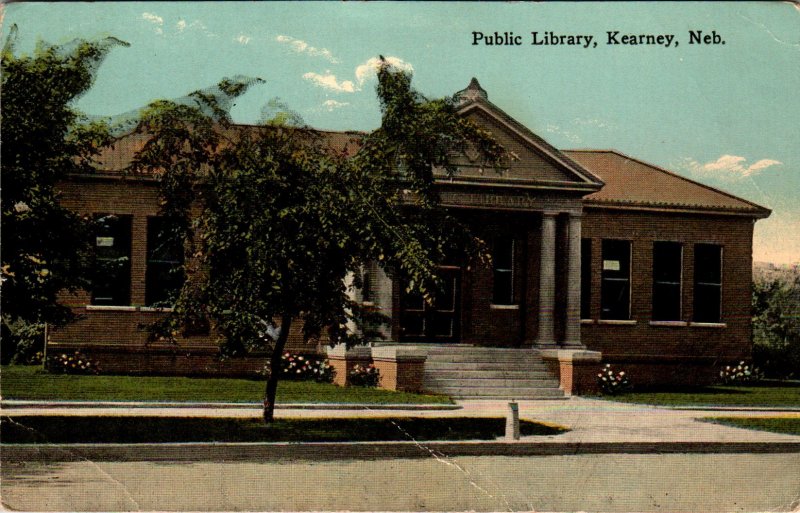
[[424, 361, 550, 371], [425, 354, 543, 363], [434, 386, 566, 399], [425, 369, 552, 379], [424, 377, 561, 388]]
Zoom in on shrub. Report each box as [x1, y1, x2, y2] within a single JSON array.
[[348, 363, 380, 387], [261, 352, 335, 383], [1, 319, 44, 365], [597, 363, 631, 395], [48, 351, 101, 375], [719, 361, 762, 385]]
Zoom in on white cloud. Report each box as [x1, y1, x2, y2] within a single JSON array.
[[355, 56, 414, 86], [322, 99, 350, 112], [572, 117, 614, 130], [684, 154, 782, 180], [545, 123, 581, 144], [142, 12, 163, 34], [142, 12, 163, 25], [302, 72, 355, 93], [275, 35, 339, 63], [235, 34, 251, 45], [176, 20, 187, 32]]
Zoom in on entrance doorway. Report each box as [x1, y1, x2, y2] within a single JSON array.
[[399, 267, 461, 343]]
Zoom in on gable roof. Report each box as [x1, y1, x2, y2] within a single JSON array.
[[454, 78, 604, 192], [564, 149, 771, 218]]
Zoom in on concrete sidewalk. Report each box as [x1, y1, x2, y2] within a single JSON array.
[[3, 397, 799, 455]]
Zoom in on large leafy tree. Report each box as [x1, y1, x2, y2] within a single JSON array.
[[134, 60, 504, 422], [0, 29, 127, 362], [752, 274, 800, 379]]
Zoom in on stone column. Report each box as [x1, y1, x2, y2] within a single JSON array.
[[564, 213, 584, 347], [535, 212, 557, 348]]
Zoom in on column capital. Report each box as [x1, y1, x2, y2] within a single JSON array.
[[541, 210, 560, 218]]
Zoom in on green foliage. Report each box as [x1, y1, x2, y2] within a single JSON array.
[[1, 29, 127, 344], [0, 319, 44, 365], [132, 60, 503, 421], [752, 274, 800, 379]]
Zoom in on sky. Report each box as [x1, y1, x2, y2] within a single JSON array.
[[2, 2, 799, 264]]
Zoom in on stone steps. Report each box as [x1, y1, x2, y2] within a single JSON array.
[[422, 347, 565, 400]]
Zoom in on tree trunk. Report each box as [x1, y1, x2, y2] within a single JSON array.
[[263, 314, 292, 424]]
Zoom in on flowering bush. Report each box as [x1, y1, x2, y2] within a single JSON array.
[[48, 351, 101, 375], [719, 361, 762, 384], [261, 352, 335, 383], [348, 363, 380, 387], [597, 363, 631, 395]]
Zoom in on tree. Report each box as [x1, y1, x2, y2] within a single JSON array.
[[133, 61, 503, 423], [752, 273, 800, 379], [0, 28, 127, 362]]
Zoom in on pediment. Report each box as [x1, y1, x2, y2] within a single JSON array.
[[443, 89, 603, 193]]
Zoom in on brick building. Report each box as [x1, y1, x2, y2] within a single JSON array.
[[48, 79, 770, 396]]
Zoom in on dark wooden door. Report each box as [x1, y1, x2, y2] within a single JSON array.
[[399, 267, 461, 342]]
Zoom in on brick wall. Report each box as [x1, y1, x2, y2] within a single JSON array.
[[581, 207, 755, 385]]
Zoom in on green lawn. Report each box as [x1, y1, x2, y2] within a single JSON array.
[[0, 365, 451, 404], [701, 417, 800, 436], [602, 382, 800, 408], [0, 416, 566, 443]]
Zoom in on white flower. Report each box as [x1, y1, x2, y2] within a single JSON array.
[[14, 202, 31, 213]]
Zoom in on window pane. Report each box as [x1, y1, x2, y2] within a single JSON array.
[[601, 240, 630, 320], [93, 214, 132, 306], [430, 312, 454, 337], [694, 244, 722, 322], [694, 284, 721, 322], [581, 238, 591, 319], [400, 312, 425, 337], [652, 242, 682, 321], [695, 244, 722, 283], [492, 236, 514, 305], [146, 217, 185, 306], [653, 283, 681, 321]]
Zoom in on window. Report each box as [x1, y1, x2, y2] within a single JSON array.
[[145, 217, 184, 306], [580, 238, 592, 319], [694, 244, 722, 322], [92, 214, 132, 306], [652, 242, 683, 321], [492, 236, 515, 305], [600, 239, 631, 320]]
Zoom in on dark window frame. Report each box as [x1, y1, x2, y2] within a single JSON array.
[[580, 238, 592, 319], [145, 216, 185, 307], [600, 239, 631, 321], [92, 214, 133, 306], [491, 235, 515, 306], [693, 243, 723, 323], [652, 241, 683, 321]]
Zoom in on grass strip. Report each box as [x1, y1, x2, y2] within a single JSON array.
[[600, 382, 800, 408], [701, 417, 800, 436], [0, 365, 451, 404], [0, 416, 567, 443]]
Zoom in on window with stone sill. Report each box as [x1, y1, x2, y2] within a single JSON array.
[[492, 235, 515, 306], [92, 214, 132, 306], [693, 243, 722, 323], [600, 239, 631, 320], [652, 241, 683, 321], [580, 238, 592, 319], [145, 216, 185, 307]]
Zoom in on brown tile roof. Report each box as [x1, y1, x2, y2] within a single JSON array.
[[91, 127, 365, 173], [564, 149, 771, 218]]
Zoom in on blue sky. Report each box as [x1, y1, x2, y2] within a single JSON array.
[[3, 2, 798, 264]]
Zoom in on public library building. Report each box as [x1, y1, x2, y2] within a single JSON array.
[[49, 79, 771, 397]]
